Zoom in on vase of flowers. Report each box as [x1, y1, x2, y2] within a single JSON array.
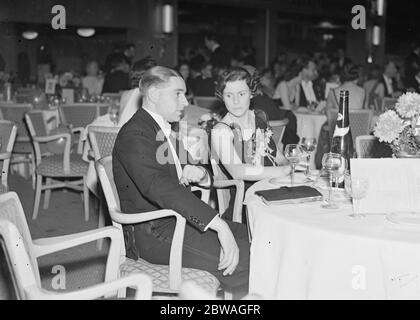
[[374, 92, 420, 157]]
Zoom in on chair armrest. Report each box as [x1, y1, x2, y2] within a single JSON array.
[[0, 152, 11, 160], [213, 179, 242, 189], [32, 226, 121, 257], [24, 273, 152, 300], [33, 133, 71, 143], [110, 209, 186, 290], [33, 226, 122, 284], [214, 179, 245, 223]]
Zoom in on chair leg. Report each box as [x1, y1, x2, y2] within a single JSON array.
[[43, 178, 52, 209], [96, 196, 106, 251], [32, 174, 42, 220], [83, 177, 89, 221], [224, 291, 233, 300]]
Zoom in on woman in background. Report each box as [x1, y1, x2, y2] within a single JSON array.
[[82, 61, 104, 96]]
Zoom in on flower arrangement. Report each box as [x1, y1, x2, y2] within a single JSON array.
[[374, 92, 420, 156], [248, 127, 277, 166], [58, 72, 82, 89]]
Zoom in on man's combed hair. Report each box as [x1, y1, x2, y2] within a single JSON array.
[[138, 66, 181, 96]]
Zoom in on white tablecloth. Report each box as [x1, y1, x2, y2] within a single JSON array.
[[245, 178, 420, 299], [294, 111, 327, 169]]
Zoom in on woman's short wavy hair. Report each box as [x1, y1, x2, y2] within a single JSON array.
[[214, 67, 259, 100]]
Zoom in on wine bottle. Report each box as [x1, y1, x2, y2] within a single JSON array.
[[330, 90, 354, 188]]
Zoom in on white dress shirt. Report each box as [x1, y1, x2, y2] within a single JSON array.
[[301, 80, 317, 103]]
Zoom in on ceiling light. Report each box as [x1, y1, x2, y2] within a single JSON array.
[[77, 28, 95, 37], [22, 30, 38, 40], [162, 4, 174, 34]]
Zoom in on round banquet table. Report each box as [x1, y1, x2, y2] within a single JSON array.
[[244, 177, 420, 300], [294, 111, 327, 169]]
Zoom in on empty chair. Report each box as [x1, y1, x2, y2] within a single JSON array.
[[88, 126, 120, 161], [95, 156, 221, 296], [25, 111, 90, 221], [0, 192, 152, 300], [355, 135, 393, 158], [268, 119, 289, 152], [0, 103, 34, 181], [58, 103, 111, 129], [0, 121, 17, 193]]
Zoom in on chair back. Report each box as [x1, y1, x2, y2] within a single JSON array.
[[193, 97, 221, 111], [355, 135, 393, 158], [88, 126, 120, 161], [381, 97, 398, 111], [268, 119, 288, 151], [0, 192, 39, 287], [0, 103, 32, 142], [0, 121, 17, 190], [327, 109, 373, 142], [349, 110, 373, 140], [0, 219, 38, 299], [58, 103, 110, 128]]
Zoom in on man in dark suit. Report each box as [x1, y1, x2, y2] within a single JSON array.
[[404, 40, 420, 87], [297, 58, 324, 107], [102, 54, 130, 93], [189, 62, 216, 96], [112, 66, 249, 293]]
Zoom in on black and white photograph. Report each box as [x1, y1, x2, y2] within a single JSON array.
[[1, 0, 420, 305]]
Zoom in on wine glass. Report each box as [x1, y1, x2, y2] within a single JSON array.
[[344, 173, 369, 218], [321, 152, 342, 209], [109, 104, 119, 126], [300, 137, 317, 177], [284, 144, 303, 186]]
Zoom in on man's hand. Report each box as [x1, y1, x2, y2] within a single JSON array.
[[179, 164, 207, 186], [207, 216, 239, 276]]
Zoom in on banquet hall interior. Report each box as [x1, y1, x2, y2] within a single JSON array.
[[1, 0, 420, 301]]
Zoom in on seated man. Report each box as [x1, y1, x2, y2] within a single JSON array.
[[112, 66, 249, 294]]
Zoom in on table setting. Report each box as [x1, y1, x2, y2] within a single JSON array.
[[244, 152, 420, 300]]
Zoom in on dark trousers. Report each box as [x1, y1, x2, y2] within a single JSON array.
[[133, 220, 250, 293]]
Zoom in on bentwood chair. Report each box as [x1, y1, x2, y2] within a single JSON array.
[[95, 156, 221, 297], [0, 121, 17, 194], [25, 111, 90, 221], [0, 192, 152, 300], [268, 119, 289, 152], [0, 103, 34, 182], [355, 135, 393, 158]]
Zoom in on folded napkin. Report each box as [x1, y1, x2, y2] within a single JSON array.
[[255, 185, 323, 205]]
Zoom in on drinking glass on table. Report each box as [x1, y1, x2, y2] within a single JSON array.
[[284, 144, 303, 186], [321, 152, 342, 209], [344, 173, 369, 218], [300, 137, 317, 177]]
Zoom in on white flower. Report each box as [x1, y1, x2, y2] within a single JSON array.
[[395, 92, 420, 118], [374, 110, 406, 143]]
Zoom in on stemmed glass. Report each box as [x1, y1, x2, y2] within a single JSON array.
[[284, 144, 303, 186], [300, 137, 317, 177], [321, 152, 342, 209], [344, 173, 369, 218]]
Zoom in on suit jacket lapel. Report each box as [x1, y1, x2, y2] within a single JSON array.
[[138, 108, 179, 180]]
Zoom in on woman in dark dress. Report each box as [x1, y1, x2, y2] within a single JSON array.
[[211, 68, 290, 182]]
